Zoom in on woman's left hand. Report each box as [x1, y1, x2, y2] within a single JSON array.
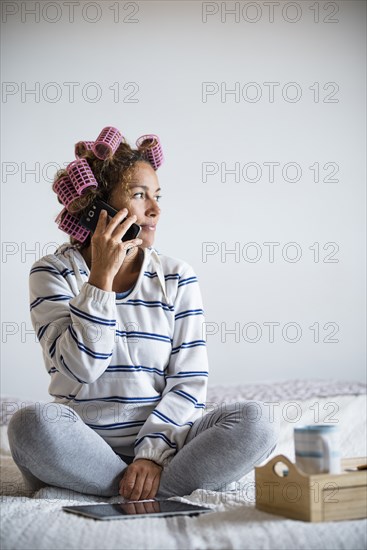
[[119, 458, 163, 500]]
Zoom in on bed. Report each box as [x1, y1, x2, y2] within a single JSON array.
[[1, 378, 366, 550]]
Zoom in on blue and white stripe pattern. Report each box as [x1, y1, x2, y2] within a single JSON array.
[[29, 243, 209, 468]]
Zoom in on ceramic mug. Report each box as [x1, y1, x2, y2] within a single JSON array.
[[294, 424, 341, 474]]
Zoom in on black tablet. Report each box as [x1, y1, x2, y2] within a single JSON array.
[[62, 499, 214, 520]]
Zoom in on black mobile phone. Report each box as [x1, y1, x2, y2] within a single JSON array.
[[79, 199, 141, 241]]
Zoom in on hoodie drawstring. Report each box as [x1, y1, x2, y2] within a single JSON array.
[[150, 248, 170, 305]]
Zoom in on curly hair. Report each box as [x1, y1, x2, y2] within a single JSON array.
[[53, 137, 153, 251]]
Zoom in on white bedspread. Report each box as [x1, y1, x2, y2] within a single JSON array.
[[1, 379, 366, 550]]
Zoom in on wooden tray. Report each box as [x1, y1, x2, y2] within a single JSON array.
[[255, 454, 367, 522]]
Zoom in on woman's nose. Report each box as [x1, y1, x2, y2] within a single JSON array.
[[146, 200, 160, 216]]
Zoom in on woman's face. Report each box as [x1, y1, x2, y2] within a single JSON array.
[[109, 161, 162, 248]]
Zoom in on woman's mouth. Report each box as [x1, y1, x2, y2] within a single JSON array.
[[140, 225, 156, 232]]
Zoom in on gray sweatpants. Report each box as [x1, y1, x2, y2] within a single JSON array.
[[7, 400, 279, 499]]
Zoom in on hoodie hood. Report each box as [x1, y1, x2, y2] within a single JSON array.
[[54, 242, 169, 303]]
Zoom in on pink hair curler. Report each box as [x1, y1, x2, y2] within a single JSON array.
[[66, 158, 98, 195], [75, 141, 94, 159], [136, 134, 164, 170], [92, 126, 122, 160], [55, 208, 90, 243], [52, 175, 79, 211]]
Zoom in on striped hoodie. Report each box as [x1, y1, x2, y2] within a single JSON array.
[[29, 242, 209, 468]]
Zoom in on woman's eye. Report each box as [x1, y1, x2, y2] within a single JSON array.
[[132, 192, 163, 202]]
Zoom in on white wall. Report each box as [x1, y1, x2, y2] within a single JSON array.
[[1, 0, 366, 402]]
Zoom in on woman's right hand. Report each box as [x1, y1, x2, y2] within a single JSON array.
[[89, 208, 142, 290]]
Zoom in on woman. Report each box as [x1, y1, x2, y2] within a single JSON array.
[[8, 128, 279, 501]]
